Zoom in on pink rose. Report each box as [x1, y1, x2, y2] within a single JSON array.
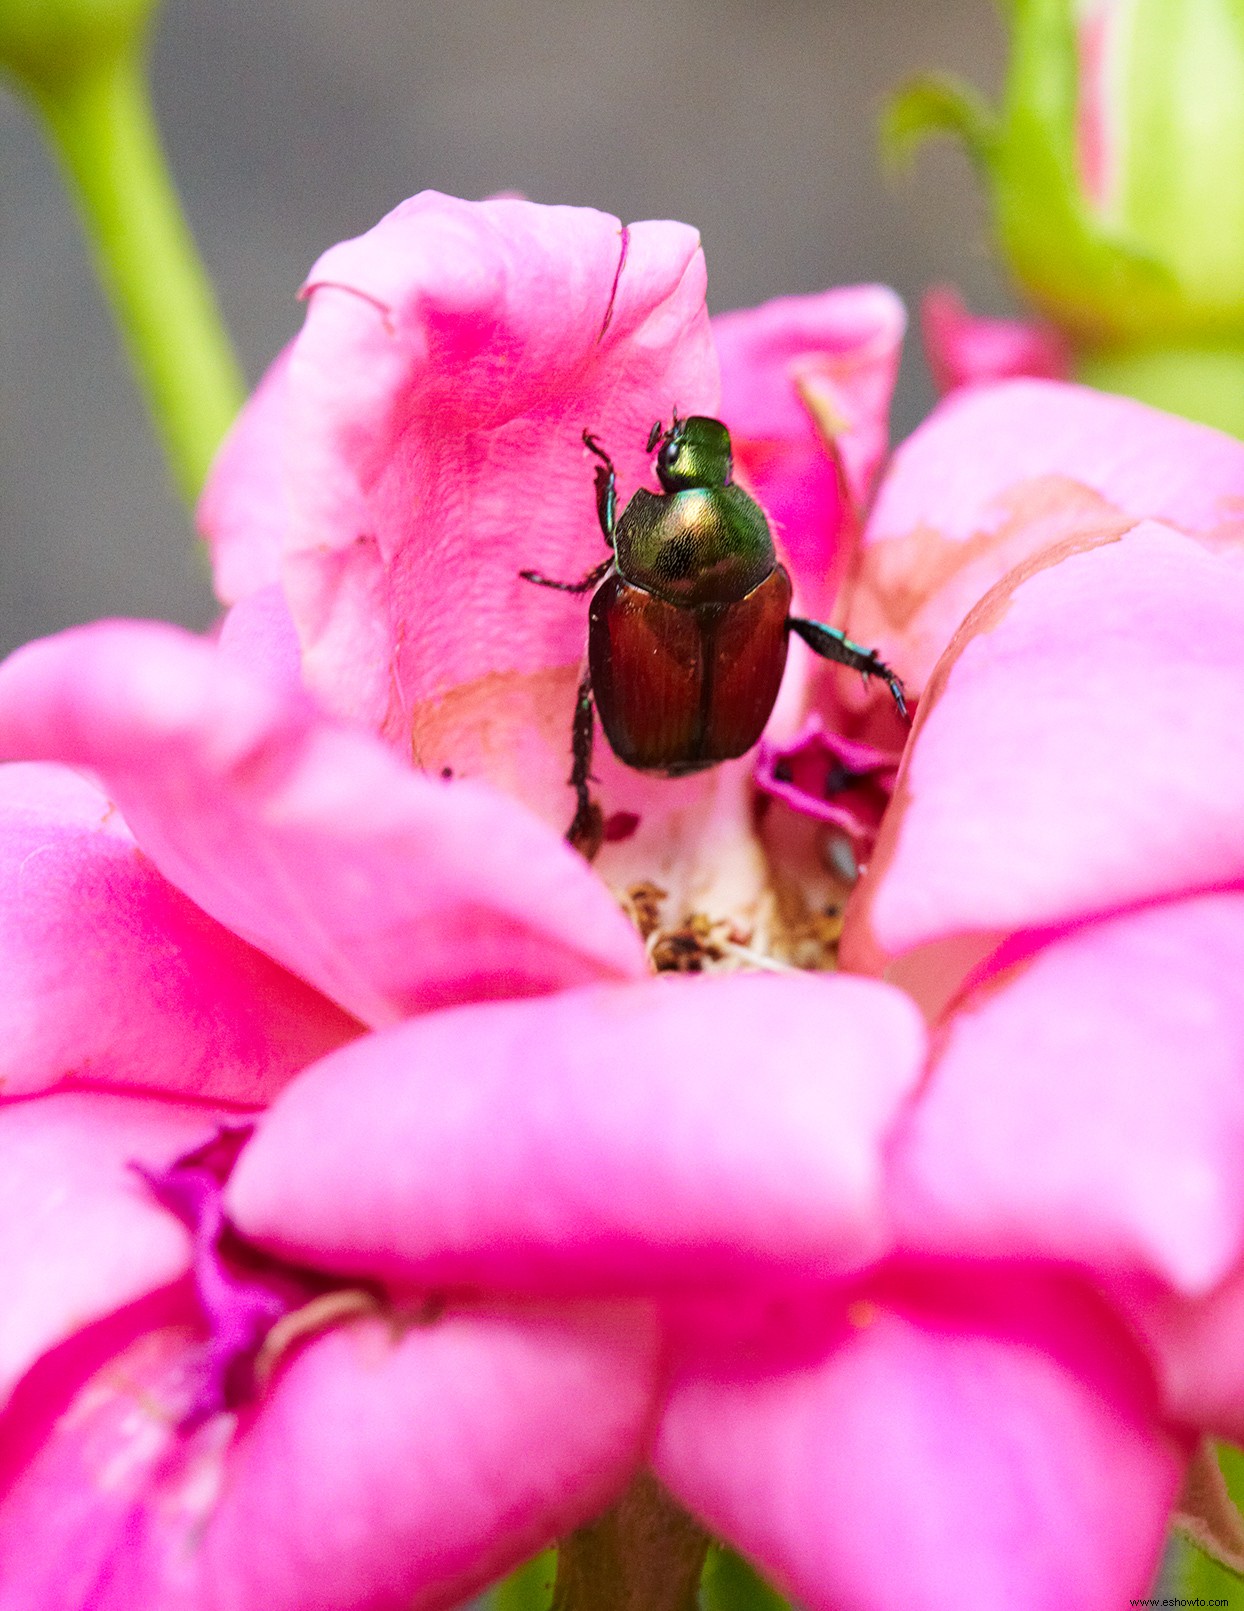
[[5, 187, 1243, 1611], [201, 191, 907, 925], [0, 193, 924, 1609]]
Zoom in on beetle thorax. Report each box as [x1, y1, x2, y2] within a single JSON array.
[[613, 484, 776, 607]]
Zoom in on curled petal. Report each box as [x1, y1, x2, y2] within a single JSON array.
[[290, 194, 712, 715], [228, 973, 927, 1292], [0, 1092, 221, 1409], [0, 622, 647, 1027], [0, 1304, 659, 1611], [891, 892, 1244, 1294], [656, 1268, 1182, 1611], [714, 286, 904, 613], [846, 378, 1244, 698], [0, 761, 356, 1102], [844, 522, 1244, 974], [202, 194, 718, 840]]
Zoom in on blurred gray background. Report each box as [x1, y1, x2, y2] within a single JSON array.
[[0, 0, 1009, 655]]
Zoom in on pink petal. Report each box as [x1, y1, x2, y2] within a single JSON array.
[[0, 1092, 220, 1409], [0, 622, 647, 1028], [198, 342, 294, 604], [713, 286, 904, 614], [1077, 2, 1123, 214], [0, 1303, 659, 1611], [846, 377, 1244, 698], [1115, 1264, 1244, 1443], [227, 973, 926, 1292], [656, 1268, 1182, 1611], [921, 287, 1071, 397], [291, 194, 712, 710], [891, 892, 1244, 1293], [844, 522, 1244, 973], [215, 584, 307, 705], [0, 761, 357, 1102]]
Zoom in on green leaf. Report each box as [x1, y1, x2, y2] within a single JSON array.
[[1167, 1534, 1244, 1595], [880, 73, 998, 175], [1219, 1438, 1244, 1505], [1165, 1441, 1244, 1591], [699, 1543, 791, 1611], [488, 1548, 557, 1611]]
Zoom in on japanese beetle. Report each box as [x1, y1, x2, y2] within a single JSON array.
[[521, 414, 906, 857]]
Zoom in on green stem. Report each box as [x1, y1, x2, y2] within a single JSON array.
[[28, 46, 244, 505], [1076, 341, 1244, 439]]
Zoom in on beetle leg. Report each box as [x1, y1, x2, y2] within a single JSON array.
[[566, 667, 604, 861], [519, 556, 613, 594], [788, 617, 909, 720], [582, 430, 618, 542]]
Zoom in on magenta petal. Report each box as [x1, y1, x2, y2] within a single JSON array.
[[134, 1127, 337, 1431], [847, 523, 1244, 968], [656, 1271, 1181, 1611], [0, 760, 356, 1101], [228, 973, 926, 1292], [0, 1304, 659, 1611], [714, 286, 904, 614], [0, 622, 647, 1025], [847, 377, 1244, 697], [921, 287, 1071, 397], [755, 717, 899, 849], [891, 892, 1244, 1293], [0, 1092, 222, 1408]]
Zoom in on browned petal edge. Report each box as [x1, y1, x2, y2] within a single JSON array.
[[408, 660, 581, 814], [1173, 1439, 1244, 1579], [838, 520, 1131, 986], [845, 475, 1131, 641], [299, 277, 397, 336]]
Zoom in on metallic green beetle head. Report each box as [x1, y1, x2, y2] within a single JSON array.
[[652, 414, 733, 493]]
